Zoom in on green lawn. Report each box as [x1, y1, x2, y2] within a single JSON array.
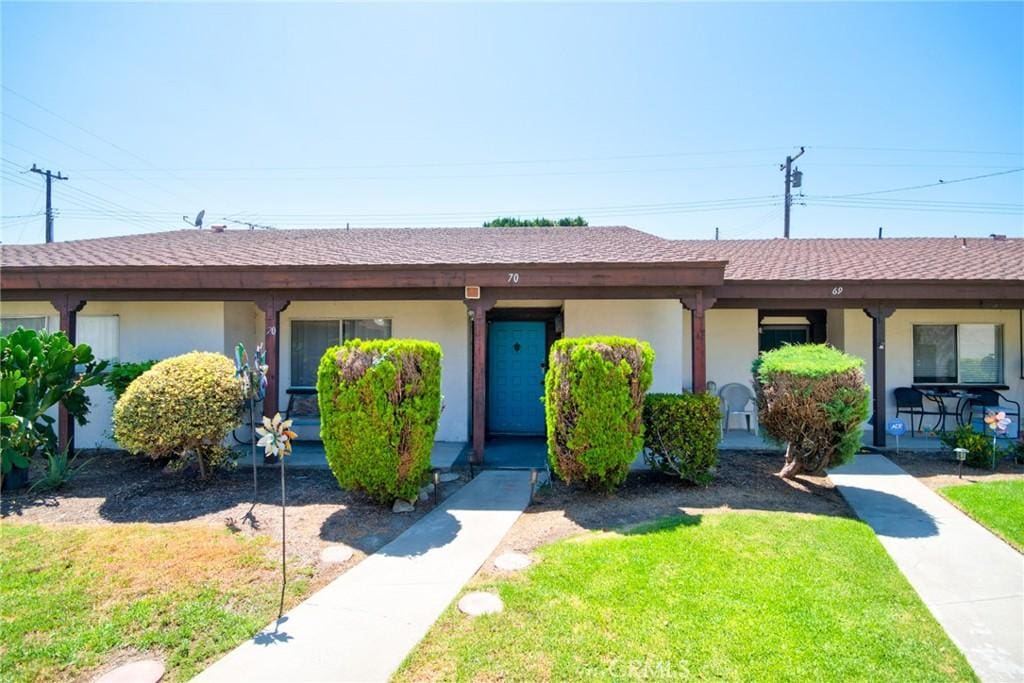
[[940, 479, 1024, 552], [398, 512, 975, 682], [0, 523, 312, 682]]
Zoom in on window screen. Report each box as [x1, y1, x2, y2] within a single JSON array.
[[913, 324, 1003, 384], [290, 321, 340, 387], [0, 316, 47, 336], [343, 318, 391, 341], [958, 324, 1002, 384]]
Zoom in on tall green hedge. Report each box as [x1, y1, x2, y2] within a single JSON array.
[[545, 336, 654, 490], [642, 392, 721, 484], [753, 344, 869, 478], [317, 339, 442, 503]]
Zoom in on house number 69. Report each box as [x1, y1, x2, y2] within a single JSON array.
[[507, 272, 520, 284], [831, 286, 844, 296]]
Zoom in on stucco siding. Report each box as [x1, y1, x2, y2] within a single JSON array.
[[280, 301, 469, 442], [562, 299, 684, 394]]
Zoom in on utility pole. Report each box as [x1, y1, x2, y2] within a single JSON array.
[[30, 164, 69, 243], [780, 147, 805, 239]]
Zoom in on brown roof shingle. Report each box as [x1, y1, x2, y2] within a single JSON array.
[[0, 226, 704, 269], [676, 237, 1024, 282]]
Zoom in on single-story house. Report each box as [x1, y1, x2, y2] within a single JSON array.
[[1, 226, 1021, 462]]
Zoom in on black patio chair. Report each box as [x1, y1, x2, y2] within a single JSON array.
[[894, 387, 945, 435], [963, 389, 1021, 431]]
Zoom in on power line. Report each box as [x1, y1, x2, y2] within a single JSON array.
[[810, 145, 1024, 157], [821, 168, 1024, 198]]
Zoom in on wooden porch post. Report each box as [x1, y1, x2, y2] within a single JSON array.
[[51, 294, 86, 455], [256, 296, 290, 418], [682, 291, 716, 393], [466, 296, 494, 464], [864, 306, 895, 448]]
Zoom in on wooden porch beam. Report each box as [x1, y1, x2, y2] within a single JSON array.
[[50, 294, 86, 455], [682, 292, 717, 393], [255, 296, 291, 419], [466, 294, 496, 464], [864, 306, 896, 448]]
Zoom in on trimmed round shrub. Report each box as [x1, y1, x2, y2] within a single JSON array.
[[642, 392, 721, 484], [753, 344, 869, 478], [317, 339, 442, 504], [545, 336, 654, 490], [113, 352, 242, 477]]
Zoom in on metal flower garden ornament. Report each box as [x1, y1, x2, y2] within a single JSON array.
[[984, 409, 1012, 470], [256, 410, 296, 618], [234, 342, 268, 525]]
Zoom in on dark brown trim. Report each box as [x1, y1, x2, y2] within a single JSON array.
[[864, 306, 895, 448], [466, 297, 495, 463], [0, 261, 725, 291], [50, 294, 86, 455], [681, 292, 715, 393], [715, 281, 1023, 302], [256, 297, 291, 419]]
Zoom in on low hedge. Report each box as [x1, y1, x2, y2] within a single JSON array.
[[545, 335, 654, 490], [113, 352, 242, 477], [317, 339, 442, 503], [642, 392, 721, 484], [753, 344, 869, 478]]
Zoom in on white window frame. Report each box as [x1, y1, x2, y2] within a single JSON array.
[[0, 316, 49, 334], [912, 323, 1004, 385]]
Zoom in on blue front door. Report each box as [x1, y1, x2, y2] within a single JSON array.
[[488, 321, 547, 435]]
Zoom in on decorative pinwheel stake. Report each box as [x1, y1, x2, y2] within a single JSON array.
[[256, 412, 296, 618], [235, 342, 269, 526], [984, 410, 1011, 470]]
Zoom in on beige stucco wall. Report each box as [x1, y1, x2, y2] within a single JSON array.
[[839, 309, 1024, 422], [0, 301, 226, 448], [562, 299, 684, 394], [280, 300, 470, 442]]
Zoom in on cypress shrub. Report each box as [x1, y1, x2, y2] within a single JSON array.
[[752, 344, 870, 478], [642, 392, 721, 484], [317, 339, 442, 504], [113, 352, 242, 477], [545, 336, 654, 490]]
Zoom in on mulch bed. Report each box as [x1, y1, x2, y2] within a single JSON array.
[[490, 449, 852, 559], [883, 447, 1024, 491], [1, 449, 466, 590]]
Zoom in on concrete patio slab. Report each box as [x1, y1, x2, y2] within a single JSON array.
[[829, 454, 1023, 683], [194, 469, 532, 683], [234, 440, 467, 470]]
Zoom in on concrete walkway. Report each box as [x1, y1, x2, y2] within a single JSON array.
[[194, 470, 533, 683], [829, 455, 1023, 683]]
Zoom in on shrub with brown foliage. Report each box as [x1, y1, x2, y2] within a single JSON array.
[[753, 344, 869, 478]]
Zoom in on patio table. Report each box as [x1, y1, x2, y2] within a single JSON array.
[[916, 389, 981, 431]]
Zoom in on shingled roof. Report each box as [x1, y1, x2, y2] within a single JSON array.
[[679, 237, 1024, 282], [0, 226, 707, 269], [1, 227, 1021, 283]]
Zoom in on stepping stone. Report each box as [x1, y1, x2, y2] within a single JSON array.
[[438, 472, 460, 483], [319, 544, 354, 564], [95, 659, 165, 683], [392, 499, 415, 513], [458, 591, 503, 616], [494, 552, 532, 571]]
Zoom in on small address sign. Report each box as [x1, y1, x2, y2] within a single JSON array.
[[507, 272, 520, 284]]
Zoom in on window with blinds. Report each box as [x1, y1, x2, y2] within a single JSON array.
[[912, 323, 1003, 384], [0, 316, 48, 335]]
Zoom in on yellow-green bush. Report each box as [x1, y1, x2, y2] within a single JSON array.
[[545, 336, 654, 490], [642, 392, 721, 484], [113, 352, 242, 476], [317, 339, 442, 503]]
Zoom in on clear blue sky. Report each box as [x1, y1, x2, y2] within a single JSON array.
[[2, 2, 1022, 244]]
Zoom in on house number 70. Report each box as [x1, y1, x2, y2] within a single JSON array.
[[507, 272, 520, 284]]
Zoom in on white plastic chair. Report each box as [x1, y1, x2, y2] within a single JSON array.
[[719, 383, 757, 434]]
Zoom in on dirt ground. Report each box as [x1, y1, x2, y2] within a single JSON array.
[[1, 450, 467, 590], [884, 447, 1024, 491]]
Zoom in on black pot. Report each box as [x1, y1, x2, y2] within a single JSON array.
[[1, 464, 30, 491]]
